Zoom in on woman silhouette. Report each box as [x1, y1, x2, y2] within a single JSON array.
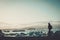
[[48, 22, 52, 32], [48, 22, 53, 36]]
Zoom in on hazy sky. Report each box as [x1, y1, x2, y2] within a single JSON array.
[[0, 0, 60, 24]]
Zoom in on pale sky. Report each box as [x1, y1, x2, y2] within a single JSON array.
[[0, 0, 60, 25]]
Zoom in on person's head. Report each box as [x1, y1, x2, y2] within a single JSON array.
[[48, 22, 50, 25]]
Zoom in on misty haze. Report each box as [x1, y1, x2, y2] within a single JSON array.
[[0, 0, 60, 40]]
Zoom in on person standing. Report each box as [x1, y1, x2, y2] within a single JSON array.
[[48, 22, 52, 32], [48, 22, 53, 36]]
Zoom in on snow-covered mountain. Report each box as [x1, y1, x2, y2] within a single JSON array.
[[0, 22, 16, 29], [15, 21, 60, 29], [0, 21, 60, 29]]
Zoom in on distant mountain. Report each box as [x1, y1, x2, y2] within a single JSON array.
[[17, 21, 60, 30], [0, 22, 15, 29], [0, 21, 60, 29]]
